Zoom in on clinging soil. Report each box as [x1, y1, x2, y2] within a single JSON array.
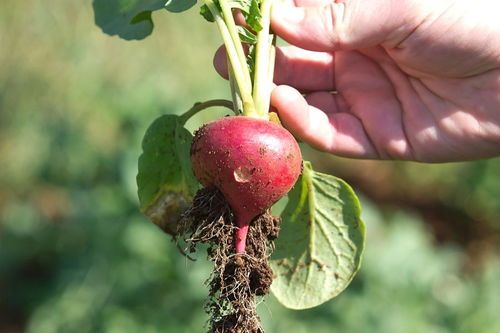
[[177, 187, 280, 333]]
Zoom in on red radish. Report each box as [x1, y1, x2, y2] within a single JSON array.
[[191, 116, 302, 253]]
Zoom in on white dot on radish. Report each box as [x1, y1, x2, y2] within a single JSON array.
[[234, 166, 253, 183]]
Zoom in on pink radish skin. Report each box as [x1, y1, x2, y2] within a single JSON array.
[[191, 116, 302, 253]]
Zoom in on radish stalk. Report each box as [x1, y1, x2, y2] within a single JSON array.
[[228, 56, 244, 114], [178, 99, 235, 125], [218, 0, 252, 85], [252, 0, 274, 118], [204, 0, 257, 117]]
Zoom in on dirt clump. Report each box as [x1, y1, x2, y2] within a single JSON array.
[[177, 187, 280, 333]]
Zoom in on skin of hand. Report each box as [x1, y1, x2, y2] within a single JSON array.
[[215, 0, 500, 162]]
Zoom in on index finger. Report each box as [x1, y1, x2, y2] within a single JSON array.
[[274, 46, 335, 91], [214, 45, 335, 92]]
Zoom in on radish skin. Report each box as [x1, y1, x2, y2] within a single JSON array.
[[191, 116, 302, 252]]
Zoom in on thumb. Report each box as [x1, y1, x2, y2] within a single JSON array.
[[271, 0, 426, 52]]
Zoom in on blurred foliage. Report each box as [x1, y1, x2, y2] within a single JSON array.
[[0, 1, 498, 333]]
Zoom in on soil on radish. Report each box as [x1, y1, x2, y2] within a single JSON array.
[[178, 186, 280, 333]]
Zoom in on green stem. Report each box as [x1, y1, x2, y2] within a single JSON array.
[[262, 41, 276, 118], [218, 0, 253, 88], [252, 0, 274, 118], [204, 0, 257, 117], [179, 99, 235, 125], [228, 56, 244, 114]]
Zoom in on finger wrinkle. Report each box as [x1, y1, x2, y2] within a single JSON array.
[[327, 2, 346, 50]]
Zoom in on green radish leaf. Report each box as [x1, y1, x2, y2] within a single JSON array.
[[245, 0, 263, 32], [93, 0, 197, 40], [200, 4, 215, 22], [227, 0, 262, 32], [237, 26, 257, 43], [270, 161, 365, 309], [227, 0, 251, 12], [246, 44, 257, 81], [130, 11, 153, 25], [137, 115, 199, 234], [165, 0, 197, 13], [93, 0, 165, 40]]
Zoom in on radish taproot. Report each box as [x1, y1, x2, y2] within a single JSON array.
[[190, 116, 302, 253]]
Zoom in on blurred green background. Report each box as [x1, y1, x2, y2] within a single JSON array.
[[0, 1, 499, 332]]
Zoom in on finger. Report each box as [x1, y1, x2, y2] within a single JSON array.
[[213, 46, 230, 79], [283, 0, 331, 6], [335, 50, 413, 159], [305, 91, 347, 113], [275, 46, 335, 91], [271, 0, 425, 52], [234, 9, 248, 26], [214, 45, 335, 91], [234, 0, 330, 26], [271, 85, 379, 158]]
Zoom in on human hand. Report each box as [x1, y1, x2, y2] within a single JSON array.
[[215, 0, 500, 162]]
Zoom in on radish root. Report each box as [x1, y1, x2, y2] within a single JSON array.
[[178, 187, 280, 333]]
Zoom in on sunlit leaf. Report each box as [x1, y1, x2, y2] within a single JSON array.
[[93, 0, 197, 40], [165, 0, 197, 13], [228, 0, 251, 11], [238, 26, 257, 43], [270, 161, 365, 309], [227, 0, 262, 31], [200, 4, 215, 22], [245, 0, 262, 32], [137, 115, 199, 234]]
